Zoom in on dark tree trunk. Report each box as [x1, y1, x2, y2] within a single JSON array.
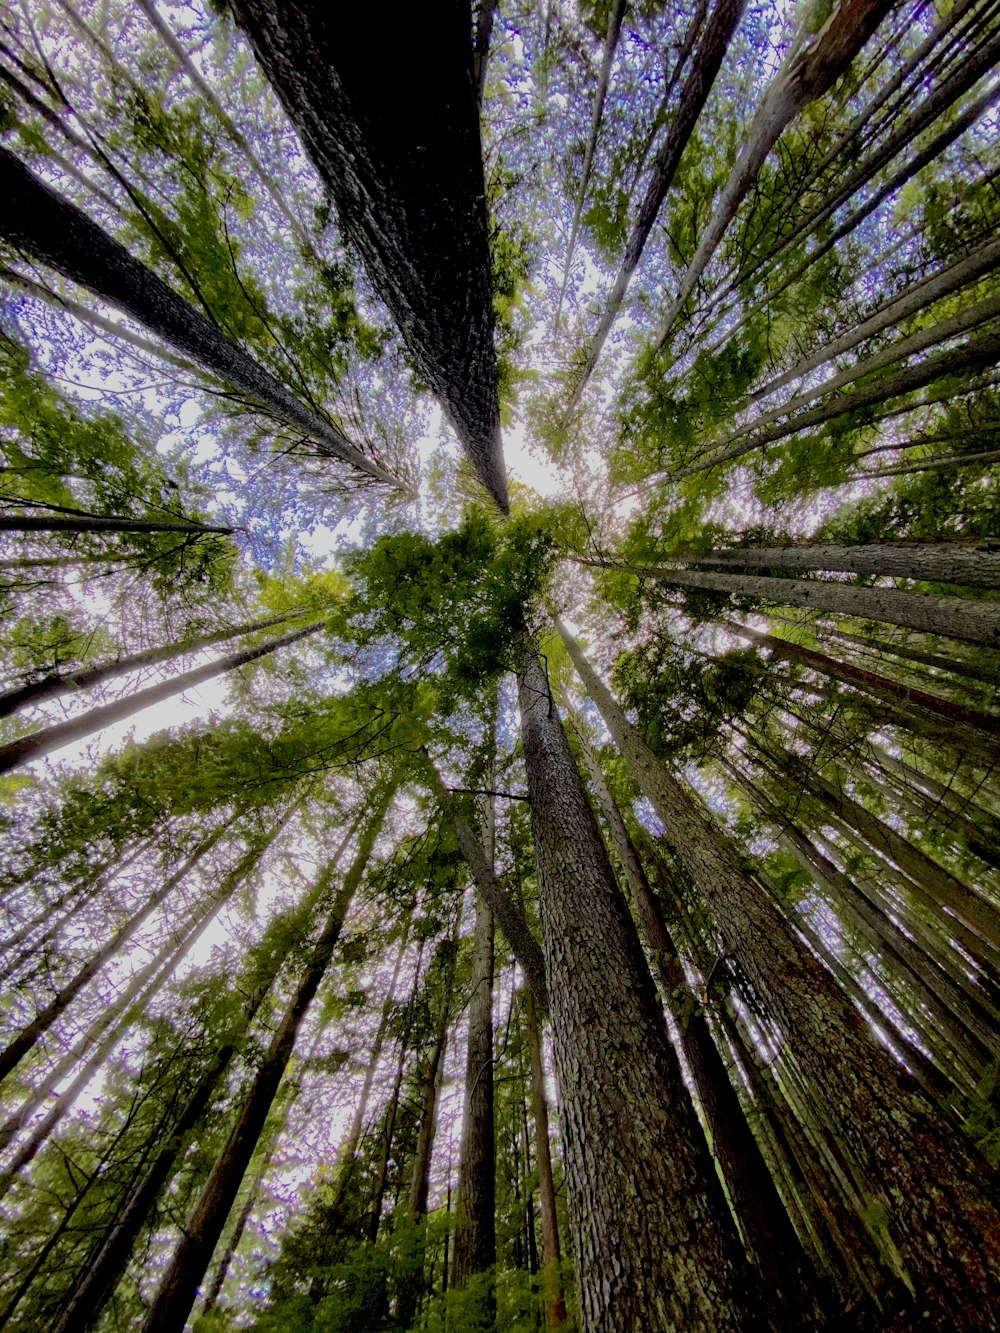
[[572, 721, 825, 1327], [573, 0, 747, 396], [226, 0, 508, 510], [0, 149, 399, 489], [516, 636, 761, 1332], [0, 514, 232, 535], [0, 622, 322, 774], [451, 892, 496, 1298]]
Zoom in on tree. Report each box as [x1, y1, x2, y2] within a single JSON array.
[[3, 1, 1000, 1329]]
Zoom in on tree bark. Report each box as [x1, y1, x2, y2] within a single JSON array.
[[451, 890, 496, 1298], [620, 559, 1000, 646], [557, 620, 1000, 1327], [0, 514, 232, 535], [0, 622, 322, 774], [523, 988, 567, 1330], [695, 539, 1000, 589], [516, 635, 761, 1332], [226, 0, 507, 509], [0, 149, 400, 489]]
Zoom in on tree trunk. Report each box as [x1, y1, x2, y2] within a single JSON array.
[[0, 514, 232, 535], [0, 149, 400, 489], [140, 791, 392, 1333], [723, 618, 1000, 757], [662, 0, 894, 333], [695, 539, 1000, 589], [572, 0, 747, 396], [428, 757, 549, 1013], [523, 988, 567, 1330], [516, 635, 761, 1332], [451, 890, 496, 1299], [622, 560, 1000, 646], [226, 0, 507, 510], [0, 819, 233, 1089], [0, 622, 322, 774], [571, 717, 824, 1326], [0, 610, 307, 718], [557, 620, 1000, 1327]]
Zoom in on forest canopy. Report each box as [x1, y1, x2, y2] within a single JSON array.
[[1, 0, 1000, 1330]]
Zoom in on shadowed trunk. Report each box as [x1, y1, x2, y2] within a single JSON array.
[[226, 0, 508, 510]]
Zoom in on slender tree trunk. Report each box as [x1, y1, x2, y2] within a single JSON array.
[[557, 620, 1000, 1326], [661, 0, 894, 333], [140, 791, 392, 1333], [0, 149, 400, 489], [0, 514, 232, 535], [516, 635, 761, 1331], [0, 610, 306, 718], [572, 0, 747, 397], [722, 618, 1000, 757], [451, 888, 497, 1302], [523, 988, 566, 1330], [0, 819, 233, 1089], [426, 753, 549, 1012], [0, 622, 322, 774]]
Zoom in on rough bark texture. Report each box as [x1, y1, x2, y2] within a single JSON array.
[[141, 797, 390, 1333], [226, 0, 508, 510], [0, 622, 321, 774], [452, 893, 496, 1294], [0, 514, 232, 535], [0, 149, 398, 488], [697, 539, 1000, 588], [629, 561, 1000, 646], [516, 636, 761, 1333], [572, 722, 824, 1327], [558, 621, 1000, 1328]]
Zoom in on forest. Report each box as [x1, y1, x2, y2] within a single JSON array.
[[0, 0, 999, 1329]]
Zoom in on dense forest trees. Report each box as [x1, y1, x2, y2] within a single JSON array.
[[0, 0, 999, 1329]]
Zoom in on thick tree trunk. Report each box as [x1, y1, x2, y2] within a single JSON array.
[[451, 891, 496, 1298], [573, 0, 747, 396], [571, 721, 824, 1326], [558, 621, 1000, 1327], [140, 793, 391, 1333], [0, 622, 322, 774], [0, 610, 307, 718], [0, 150, 400, 489], [696, 539, 1000, 588], [226, 0, 507, 510], [516, 636, 761, 1332], [622, 560, 1000, 646]]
